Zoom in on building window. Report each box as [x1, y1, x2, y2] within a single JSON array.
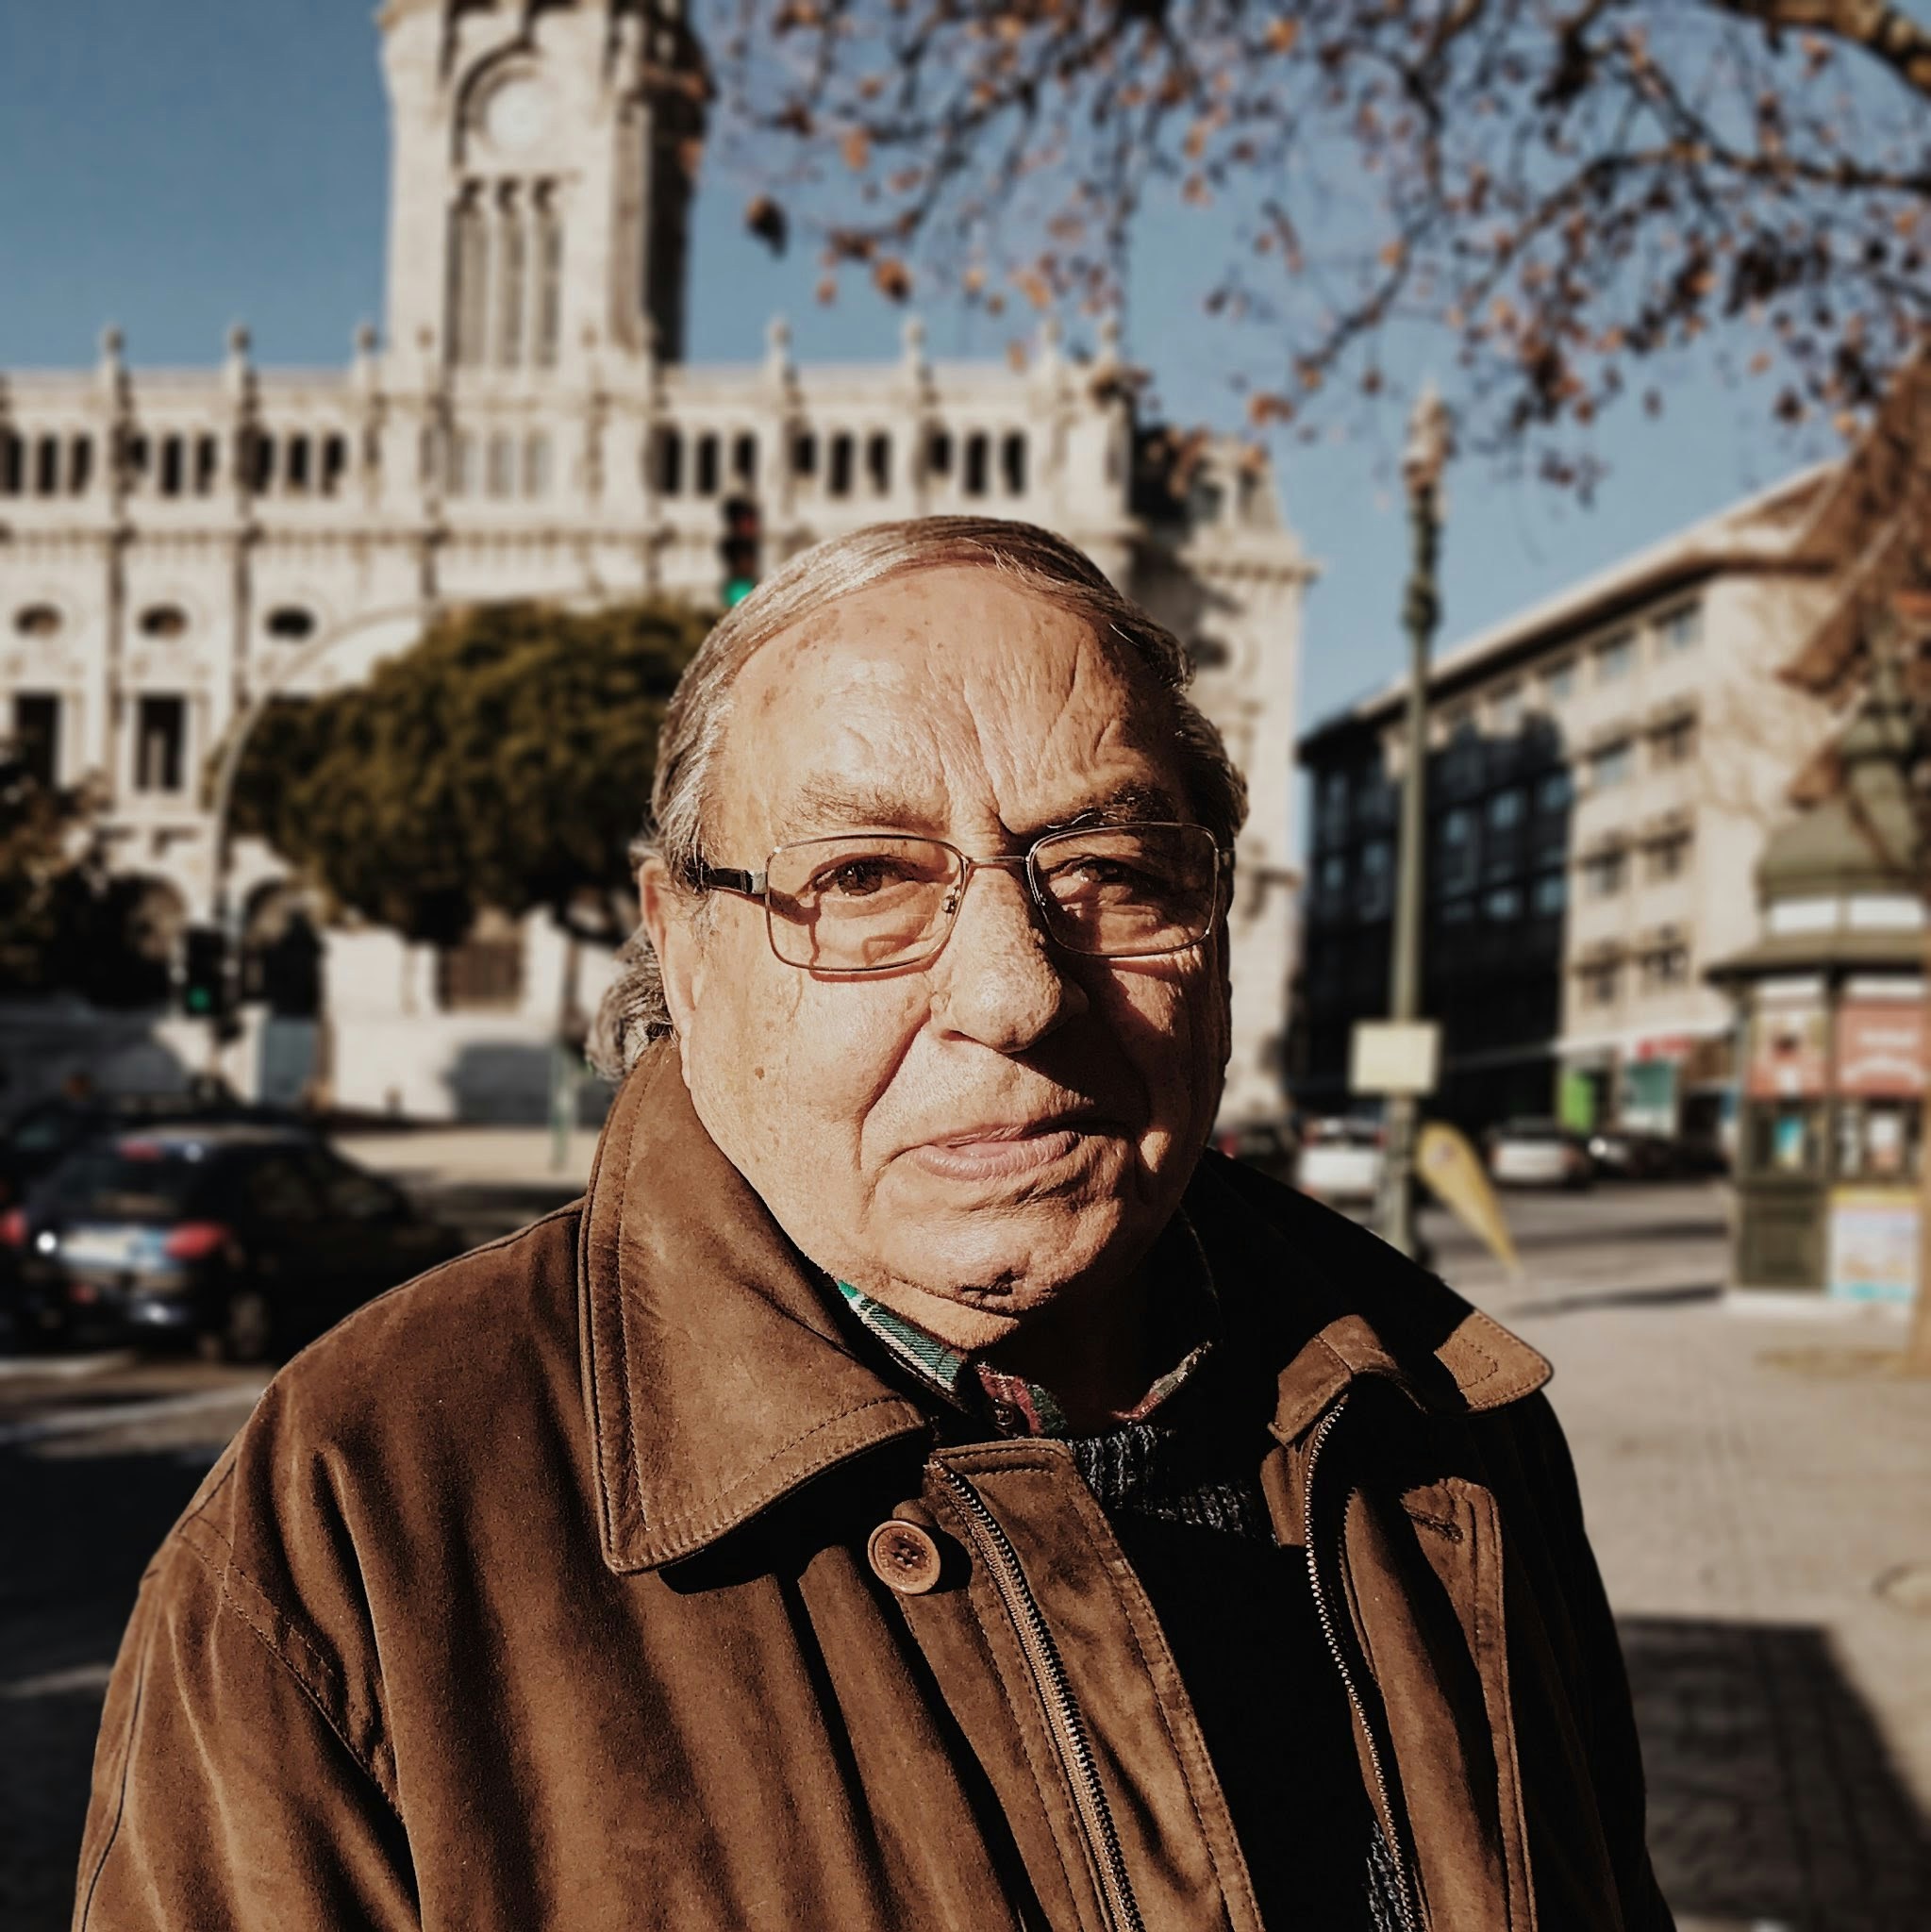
[[653, 427, 684, 495], [1542, 659, 1576, 703], [1640, 944, 1690, 991], [1580, 962, 1620, 1007], [1437, 807, 1476, 892], [486, 433, 516, 499], [1646, 833, 1692, 881], [14, 603, 62, 640], [1002, 431, 1027, 495], [926, 428, 954, 478], [1651, 715, 1698, 767], [1535, 769, 1573, 814], [694, 432, 721, 497], [523, 433, 552, 498], [1489, 684, 1523, 736], [242, 429, 275, 493], [534, 192, 564, 370], [1532, 872, 1568, 918], [1589, 740, 1633, 790], [732, 433, 758, 486], [1484, 885, 1523, 923], [496, 193, 527, 368], [158, 435, 186, 498], [134, 695, 187, 793], [1487, 788, 1524, 832], [35, 436, 61, 496], [450, 189, 491, 367], [866, 431, 891, 495], [194, 435, 220, 494], [1440, 896, 1476, 926], [448, 430, 478, 499], [1318, 853, 1347, 911], [827, 432, 855, 498], [1320, 770, 1351, 838], [435, 910, 525, 1012], [791, 430, 818, 481], [71, 435, 95, 495], [1594, 631, 1636, 682], [1189, 635, 1231, 671], [963, 432, 990, 497], [1657, 601, 1703, 653], [286, 435, 313, 495], [0, 431, 21, 495], [138, 605, 189, 641], [1359, 839, 1392, 918], [10, 693, 60, 788], [321, 434, 349, 496], [266, 606, 317, 642], [1583, 850, 1626, 897]]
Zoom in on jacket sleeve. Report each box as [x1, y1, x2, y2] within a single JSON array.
[[74, 1524, 419, 1932], [1510, 1393, 1676, 1932]]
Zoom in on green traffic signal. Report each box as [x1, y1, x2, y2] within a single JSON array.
[[724, 576, 757, 608]]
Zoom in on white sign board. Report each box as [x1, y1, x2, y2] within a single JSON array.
[[1350, 1020, 1441, 1097]]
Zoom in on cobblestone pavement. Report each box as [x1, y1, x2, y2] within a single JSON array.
[[3, 1180, 1926, 1929]]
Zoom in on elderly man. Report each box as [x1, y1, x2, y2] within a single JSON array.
[[76, 518, 1670, 1931]]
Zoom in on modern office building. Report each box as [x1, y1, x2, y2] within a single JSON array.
[[1296, 470, 1842, 1141], [0, 0, 1311, 1123]]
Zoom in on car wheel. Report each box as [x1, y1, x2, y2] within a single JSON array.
[[200, 1289, 275, 1365]]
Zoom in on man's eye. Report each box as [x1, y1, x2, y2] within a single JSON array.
[[810, 859, 908, 898]]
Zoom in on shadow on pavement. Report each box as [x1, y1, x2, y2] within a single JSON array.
[[1624, 1615, 1931, 1930]]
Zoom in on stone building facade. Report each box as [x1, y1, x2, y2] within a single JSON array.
[[1296, 470, 1840, 1145], [0, 0, 1310, 1125]]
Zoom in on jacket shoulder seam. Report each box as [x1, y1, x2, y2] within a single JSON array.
[[174, 1511, 403, 1821]]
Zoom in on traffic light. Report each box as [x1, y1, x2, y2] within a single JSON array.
[[720, 495, 761, 608], [179, 924, 233, 1022]]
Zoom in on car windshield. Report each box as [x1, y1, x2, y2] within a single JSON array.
[[44, 1142, 220, 1222]]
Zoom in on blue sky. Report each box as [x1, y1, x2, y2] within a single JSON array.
[[0, 1, 1836, 751]]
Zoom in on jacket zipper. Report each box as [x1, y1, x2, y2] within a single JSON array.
[[1305, 1400, 1420, 1932], [936, 1463, 1147, 1932]]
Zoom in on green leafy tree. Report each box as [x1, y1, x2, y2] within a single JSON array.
[[225, 598, 708, 951], [0, 751, 98, 992]]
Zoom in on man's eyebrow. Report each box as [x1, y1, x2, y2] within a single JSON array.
[[1027, 782, 1185, 836], [773, 777, 942, 841]]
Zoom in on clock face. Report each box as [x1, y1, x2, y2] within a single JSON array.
[[483, 76, 555, 155]]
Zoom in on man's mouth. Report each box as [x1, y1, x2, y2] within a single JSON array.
[[905, 1118, 1104, 1183]]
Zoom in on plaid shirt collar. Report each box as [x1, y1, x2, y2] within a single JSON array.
[[833, 1211, 1220, 1439]]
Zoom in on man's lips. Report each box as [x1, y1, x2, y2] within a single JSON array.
[[904, 1117, 1110, 1183]]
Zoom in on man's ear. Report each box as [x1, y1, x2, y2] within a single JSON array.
[[638, 856, 703, 1038]]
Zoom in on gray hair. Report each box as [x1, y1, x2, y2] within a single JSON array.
[[588, 514, 1247, 1077]]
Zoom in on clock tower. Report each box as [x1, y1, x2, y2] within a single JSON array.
[[378, 0, 704, 375]]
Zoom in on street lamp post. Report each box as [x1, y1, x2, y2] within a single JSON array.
[[1373, 385, 1452, 1258]]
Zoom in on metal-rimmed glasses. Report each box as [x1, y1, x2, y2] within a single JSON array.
[[694, 822, 1226, 974]]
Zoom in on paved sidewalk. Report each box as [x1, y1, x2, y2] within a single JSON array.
[[1441, 1224, 1931, 1931], [337, 1124, 599, 1192]]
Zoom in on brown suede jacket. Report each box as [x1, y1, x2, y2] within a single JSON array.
[[75, 1046, 1674, 1932]]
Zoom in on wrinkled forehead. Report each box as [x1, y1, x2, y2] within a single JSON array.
[[712, 568, 1184, 852]]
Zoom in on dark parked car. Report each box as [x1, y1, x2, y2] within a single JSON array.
[[2, 1126, 462, 1360], [1585, 1127, 1680, 1180], [0, 1087, 269, 1212]]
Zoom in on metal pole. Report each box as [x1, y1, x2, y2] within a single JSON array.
[[1374, 389, 1449, 1257]]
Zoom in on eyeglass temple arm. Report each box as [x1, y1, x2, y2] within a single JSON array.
[[693, 864, 766, 897]]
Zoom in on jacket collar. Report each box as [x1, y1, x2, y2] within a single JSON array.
[[579, 1046, 1551, 1574]]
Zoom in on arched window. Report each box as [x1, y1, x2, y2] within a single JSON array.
[[192, 436, 218, 495], [0, 431, 22, 496], [125, 434, 152, 485], [694, 432, 721, 497], [866, 432, 891, 496], [827, 432, 855, 498], [35, 436, 61, 496], [652, 426, 684, 496], [158, 436, 185, 498], [731, 432, 758, 486], [962, 432, 990, 498], [265, 606, 317, 642], [241, 431, 275, 493], [925, 428, 953, 479], [14, 604, 62, 640], [496, 192, 527, 368], [286, 435, 313, 495], [534, 190, 564, 369], [450, 190, 491, 367], [321, 434, 348, 496], [791, 430, 818, 482], [70, 435, 94, 495], [1001, 432, 1027, 496]]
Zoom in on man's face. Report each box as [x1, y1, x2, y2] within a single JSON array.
[[644, 567, 1230, 1351]]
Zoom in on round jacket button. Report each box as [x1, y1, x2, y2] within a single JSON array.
[[868, 1520, 943, 1595]]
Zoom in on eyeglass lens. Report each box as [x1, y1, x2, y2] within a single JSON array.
[[762, 825, 1217, 971]]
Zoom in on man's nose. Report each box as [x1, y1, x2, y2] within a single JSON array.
[[930, 864, 1089, 1050]]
